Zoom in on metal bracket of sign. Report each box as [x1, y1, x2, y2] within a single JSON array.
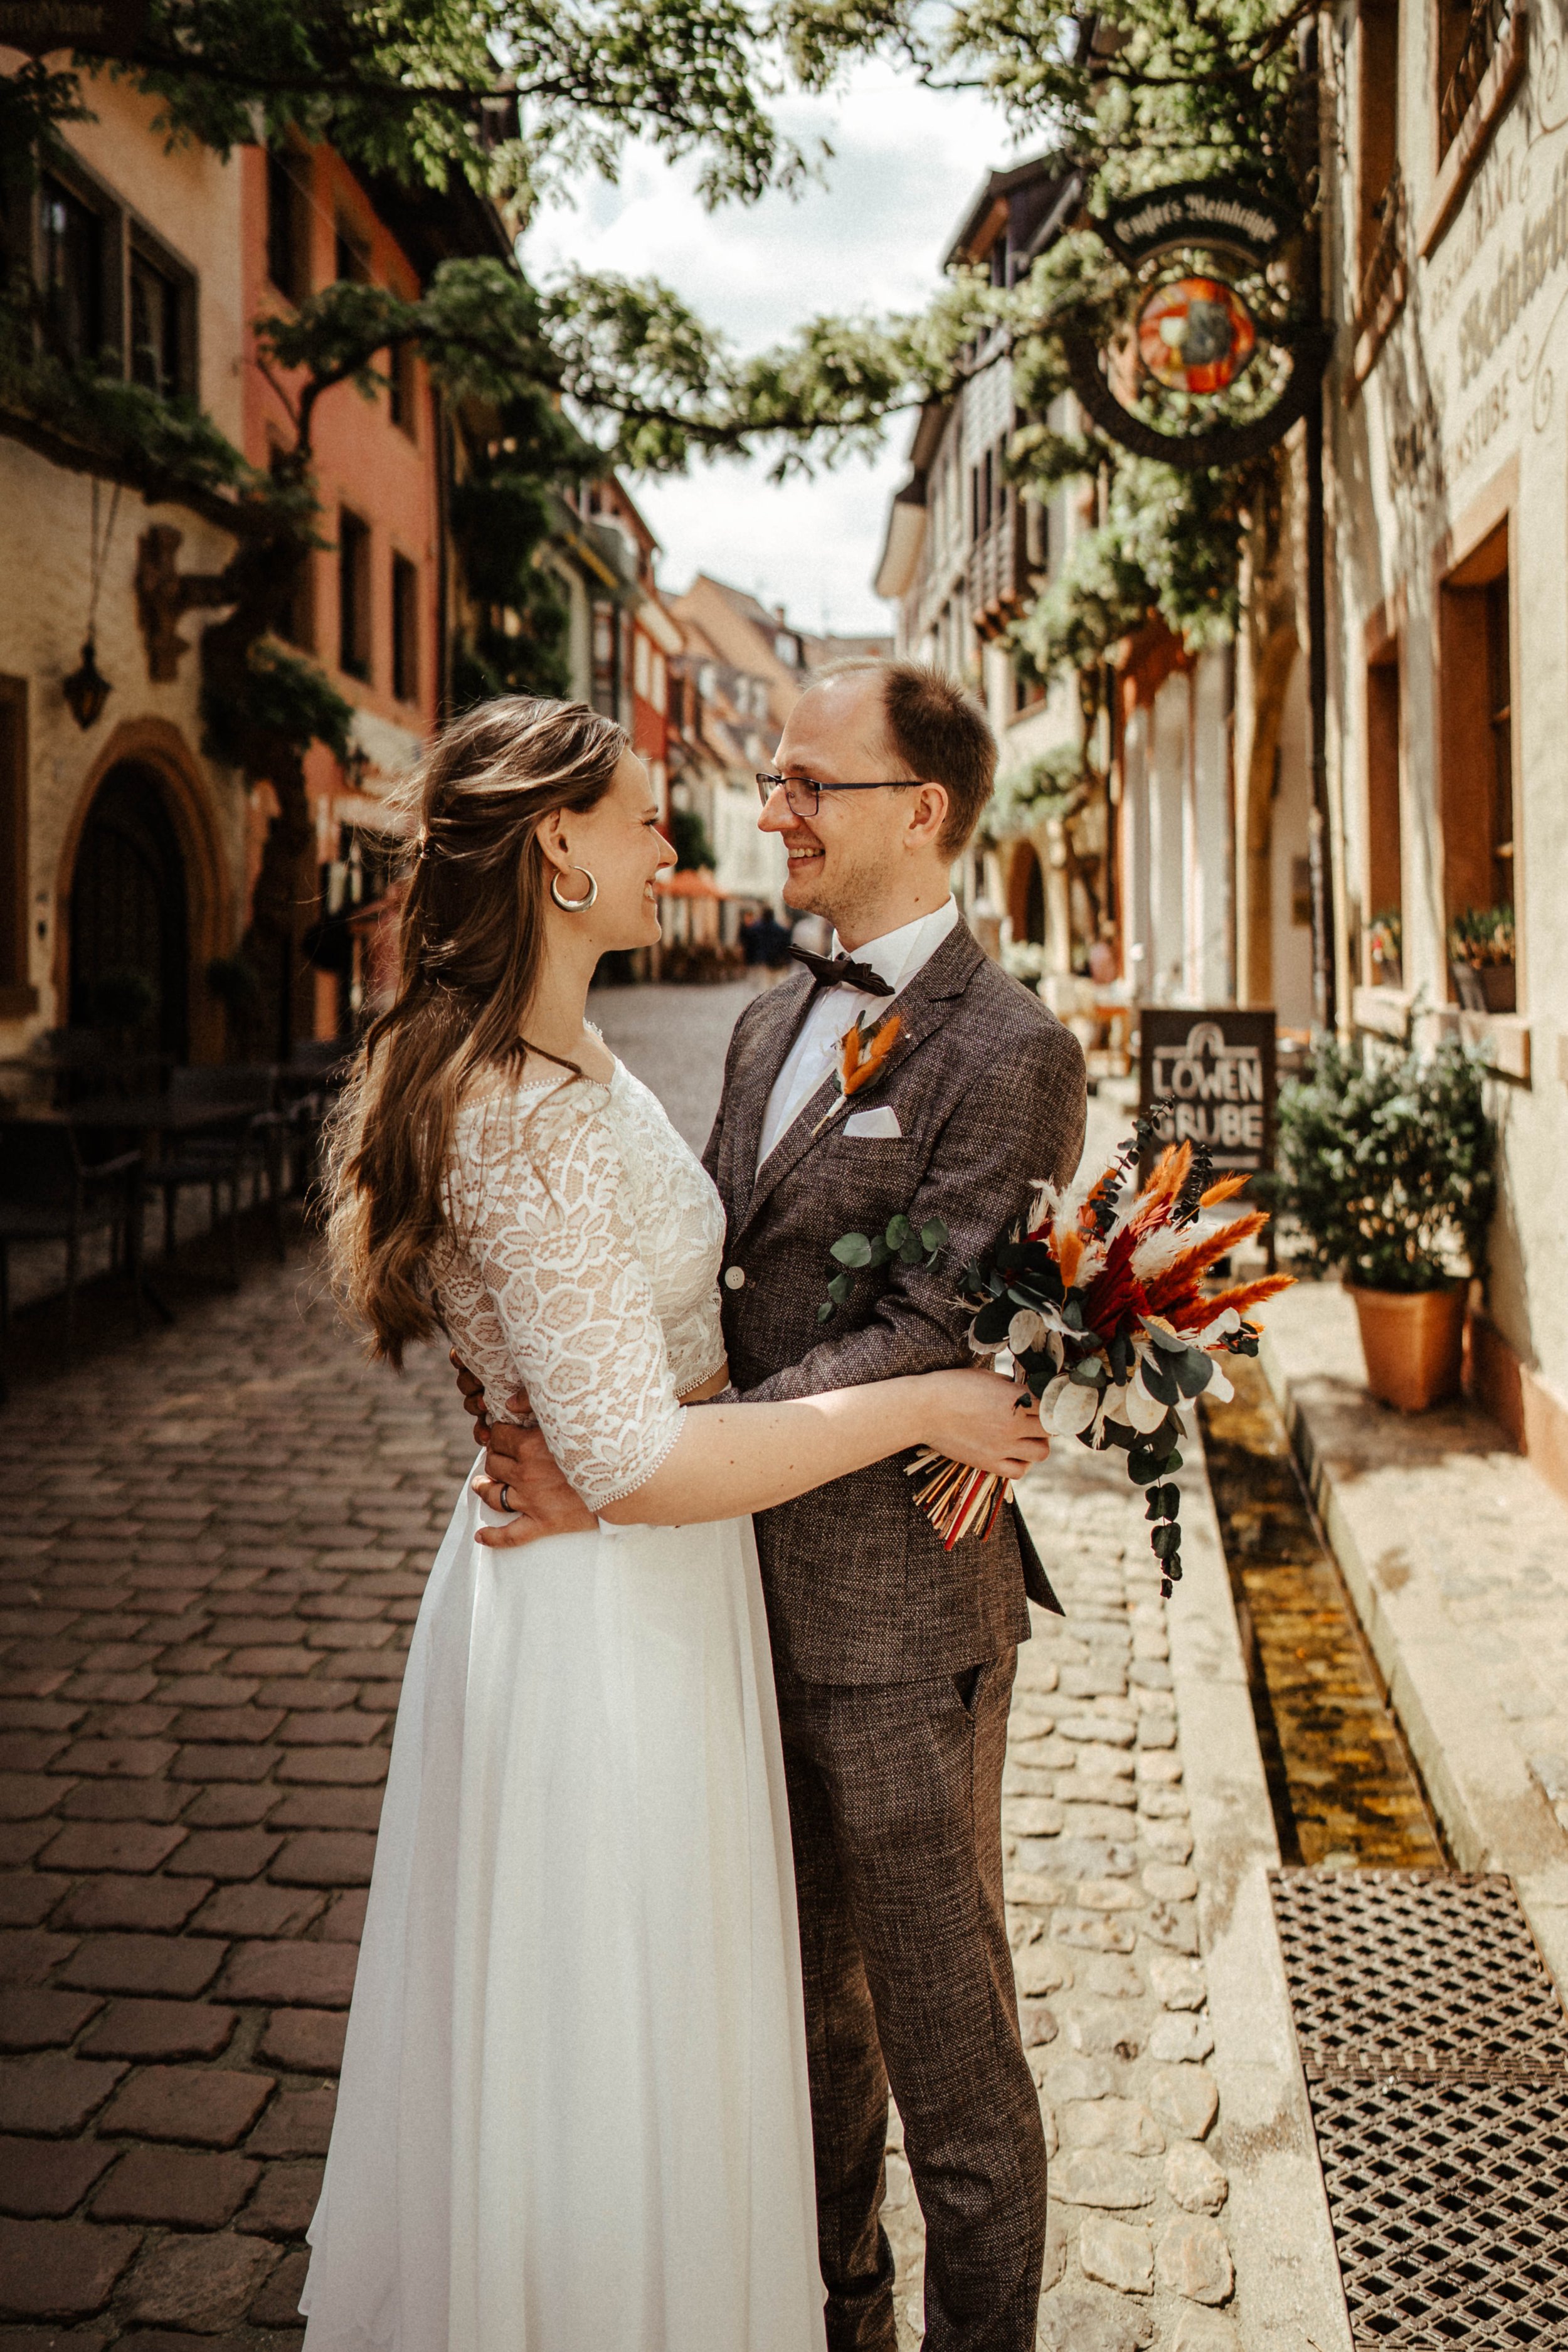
[[1074, 177, 1328, 469], [1064, 324, 1330, 469]]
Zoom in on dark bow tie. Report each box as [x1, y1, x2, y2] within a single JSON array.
[[789, 944, 894, 997]]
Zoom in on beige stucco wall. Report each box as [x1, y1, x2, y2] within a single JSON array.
[[57, 72, 248, 448], [1326, 0, 1568, 1400], [0, 440, 247, 1056]]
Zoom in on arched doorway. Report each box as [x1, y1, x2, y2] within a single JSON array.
[[68, 761, 189, 1057]]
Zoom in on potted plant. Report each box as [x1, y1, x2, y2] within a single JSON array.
[[1276, 1033, 1497, 1411], [1449, 903, 1515, 1012], [1366, 909, 1402, 988]]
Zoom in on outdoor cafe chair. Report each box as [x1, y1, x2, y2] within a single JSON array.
[[0, 1118, 144, 1389], [142, 1065, 282, 1285]]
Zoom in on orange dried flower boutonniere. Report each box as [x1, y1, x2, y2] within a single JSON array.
[[810, 1008, 902, 1137]]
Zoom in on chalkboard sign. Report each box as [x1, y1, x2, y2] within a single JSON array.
[[1136, 1009, 1277, 1181]]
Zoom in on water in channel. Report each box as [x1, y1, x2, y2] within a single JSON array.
[[1199, 1355, 1446, 1870]]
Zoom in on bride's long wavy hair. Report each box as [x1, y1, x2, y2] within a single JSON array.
[[326, 694, 628, 1365]]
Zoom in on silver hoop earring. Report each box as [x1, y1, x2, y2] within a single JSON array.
[[550, 867, 598, 912]]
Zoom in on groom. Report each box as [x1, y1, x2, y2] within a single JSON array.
[[465, 659, 1086, 2351]]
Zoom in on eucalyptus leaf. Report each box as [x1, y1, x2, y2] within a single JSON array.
[[885, 1214, 912, 1250], [1173, 1350, 1213, 1397], [830, 1233, 873, 1268], [922, 1220, 950, 1254]]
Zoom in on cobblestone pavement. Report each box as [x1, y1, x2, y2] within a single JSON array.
[[885, 1439, 1241, 2352], [592, 975, 758, 1150], [0, 983, 1220, 2348], [0, 1258, 477, 2343]]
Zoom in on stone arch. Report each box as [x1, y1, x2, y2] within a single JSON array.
[[55, 719, 234, 1062]]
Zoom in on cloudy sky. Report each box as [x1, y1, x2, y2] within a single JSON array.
[[522, 66, 1026, 637]]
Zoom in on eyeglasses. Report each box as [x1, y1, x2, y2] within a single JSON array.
[[755, 772, 923, 819]]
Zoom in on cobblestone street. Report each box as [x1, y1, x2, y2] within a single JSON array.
[[0, 986, 1265, 2349]]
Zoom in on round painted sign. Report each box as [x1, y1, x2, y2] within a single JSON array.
[[1136, 277, 1256, 394]]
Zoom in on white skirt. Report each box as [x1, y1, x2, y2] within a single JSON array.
[[299, 1463, 825, 2352]]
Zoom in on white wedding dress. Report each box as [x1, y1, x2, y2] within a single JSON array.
[[300, 1059, 825, 2352]]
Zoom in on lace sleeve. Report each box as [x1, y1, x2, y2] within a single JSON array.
[[448, 1081, 686, 1513]]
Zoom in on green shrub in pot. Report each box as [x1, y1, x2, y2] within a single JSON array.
[[1275, 1034, 1498, 1407]]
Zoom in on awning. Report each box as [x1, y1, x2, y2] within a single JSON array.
[[657, 869, 726, 899]]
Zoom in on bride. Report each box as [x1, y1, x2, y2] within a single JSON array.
[[303, 694, 1049, 2352]]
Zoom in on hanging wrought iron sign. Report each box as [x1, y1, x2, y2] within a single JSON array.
[[1064, 175, 1327, 470]]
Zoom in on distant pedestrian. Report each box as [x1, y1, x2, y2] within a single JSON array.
[[746, 906, 794, 989]]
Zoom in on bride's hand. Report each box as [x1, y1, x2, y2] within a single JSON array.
[[917, 1367, 1051, 1481]]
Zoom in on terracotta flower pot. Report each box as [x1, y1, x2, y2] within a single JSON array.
[[1478, 963, 1517, 1013], [1347, 1282, 1467, 1412]]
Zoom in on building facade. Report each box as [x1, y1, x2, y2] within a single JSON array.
[[1322, 0, 1568, 1476], [874, 152, 1318, 1047], [1, 68, 252, 1069], [0, 71, 677, 1070]]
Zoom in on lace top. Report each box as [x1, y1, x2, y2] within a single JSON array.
[[434, 1059, 729, 1513]]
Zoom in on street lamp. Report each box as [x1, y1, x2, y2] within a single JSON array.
[[62, 637, 113, 730]]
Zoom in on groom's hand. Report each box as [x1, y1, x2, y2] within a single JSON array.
[[472, 1420, 598, 1549], [452, 1351, 495, 1444]]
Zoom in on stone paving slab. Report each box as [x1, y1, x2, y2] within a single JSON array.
[[0, 1246, 475, 2342], [886, 1421, 1347, 2351], [1262, 1281, 1568, 2000]]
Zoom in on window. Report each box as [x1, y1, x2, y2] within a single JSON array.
[[1436, 0, 1513, 158], [633, 630, 650, 704], [391, 552, 418, 704], [388, 340, 417, 437], [0, 676, 31, 1015], [1438, 521, 1515, 987], [334, 218, 371, 284], [1357, 0, 1400, 283], [338, 509, 372, 681], [129, 243, 189, 396], [1365, 644, 1403, 979], [40, 174, 103, 363], [266, 149, 310, 303]]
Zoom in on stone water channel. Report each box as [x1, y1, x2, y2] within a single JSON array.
[[1197, 1355, 1445, 1873]]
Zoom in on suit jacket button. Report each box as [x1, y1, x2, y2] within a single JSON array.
[[724, 1266, 746, 1290]]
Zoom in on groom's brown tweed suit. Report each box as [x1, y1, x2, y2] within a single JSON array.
[[702, 919, 1086, 2352]]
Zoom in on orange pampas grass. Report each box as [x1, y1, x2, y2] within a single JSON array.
[[909, 1094, 1292, 1600], [842, 1010, 901, 1096]]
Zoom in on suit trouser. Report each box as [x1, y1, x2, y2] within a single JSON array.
[[775, 1651, 1047, 2352]]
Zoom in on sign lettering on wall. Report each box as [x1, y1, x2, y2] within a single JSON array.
[[1137, 1010, 1278, 1180]]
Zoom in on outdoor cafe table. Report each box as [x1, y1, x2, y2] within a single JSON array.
[[53, 1093, 267, 1318]]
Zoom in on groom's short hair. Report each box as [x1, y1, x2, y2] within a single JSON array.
[[812, 657, 996, 852]]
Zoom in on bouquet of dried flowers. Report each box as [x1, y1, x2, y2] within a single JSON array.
[[906, 1105, 1292, 1596]]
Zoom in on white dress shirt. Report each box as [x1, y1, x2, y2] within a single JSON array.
[[756, 898, 959, 1171]]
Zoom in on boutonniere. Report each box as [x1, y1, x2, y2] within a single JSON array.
[[810, 1009, 901, 1139]]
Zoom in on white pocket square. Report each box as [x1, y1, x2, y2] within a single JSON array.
[[843, 1105, 903, 1138]]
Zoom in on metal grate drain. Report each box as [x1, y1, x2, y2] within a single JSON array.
[[1271, 1870, 1568, 2346], [1271, 1869, 1568, 2077]]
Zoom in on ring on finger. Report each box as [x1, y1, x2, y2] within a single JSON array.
[[499, 1483, 513, 1513]]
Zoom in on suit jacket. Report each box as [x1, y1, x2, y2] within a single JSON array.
[[702, 918, 1087, 1685]]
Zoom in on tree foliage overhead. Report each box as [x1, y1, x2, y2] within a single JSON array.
[[2, 0, 1320, 750]]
